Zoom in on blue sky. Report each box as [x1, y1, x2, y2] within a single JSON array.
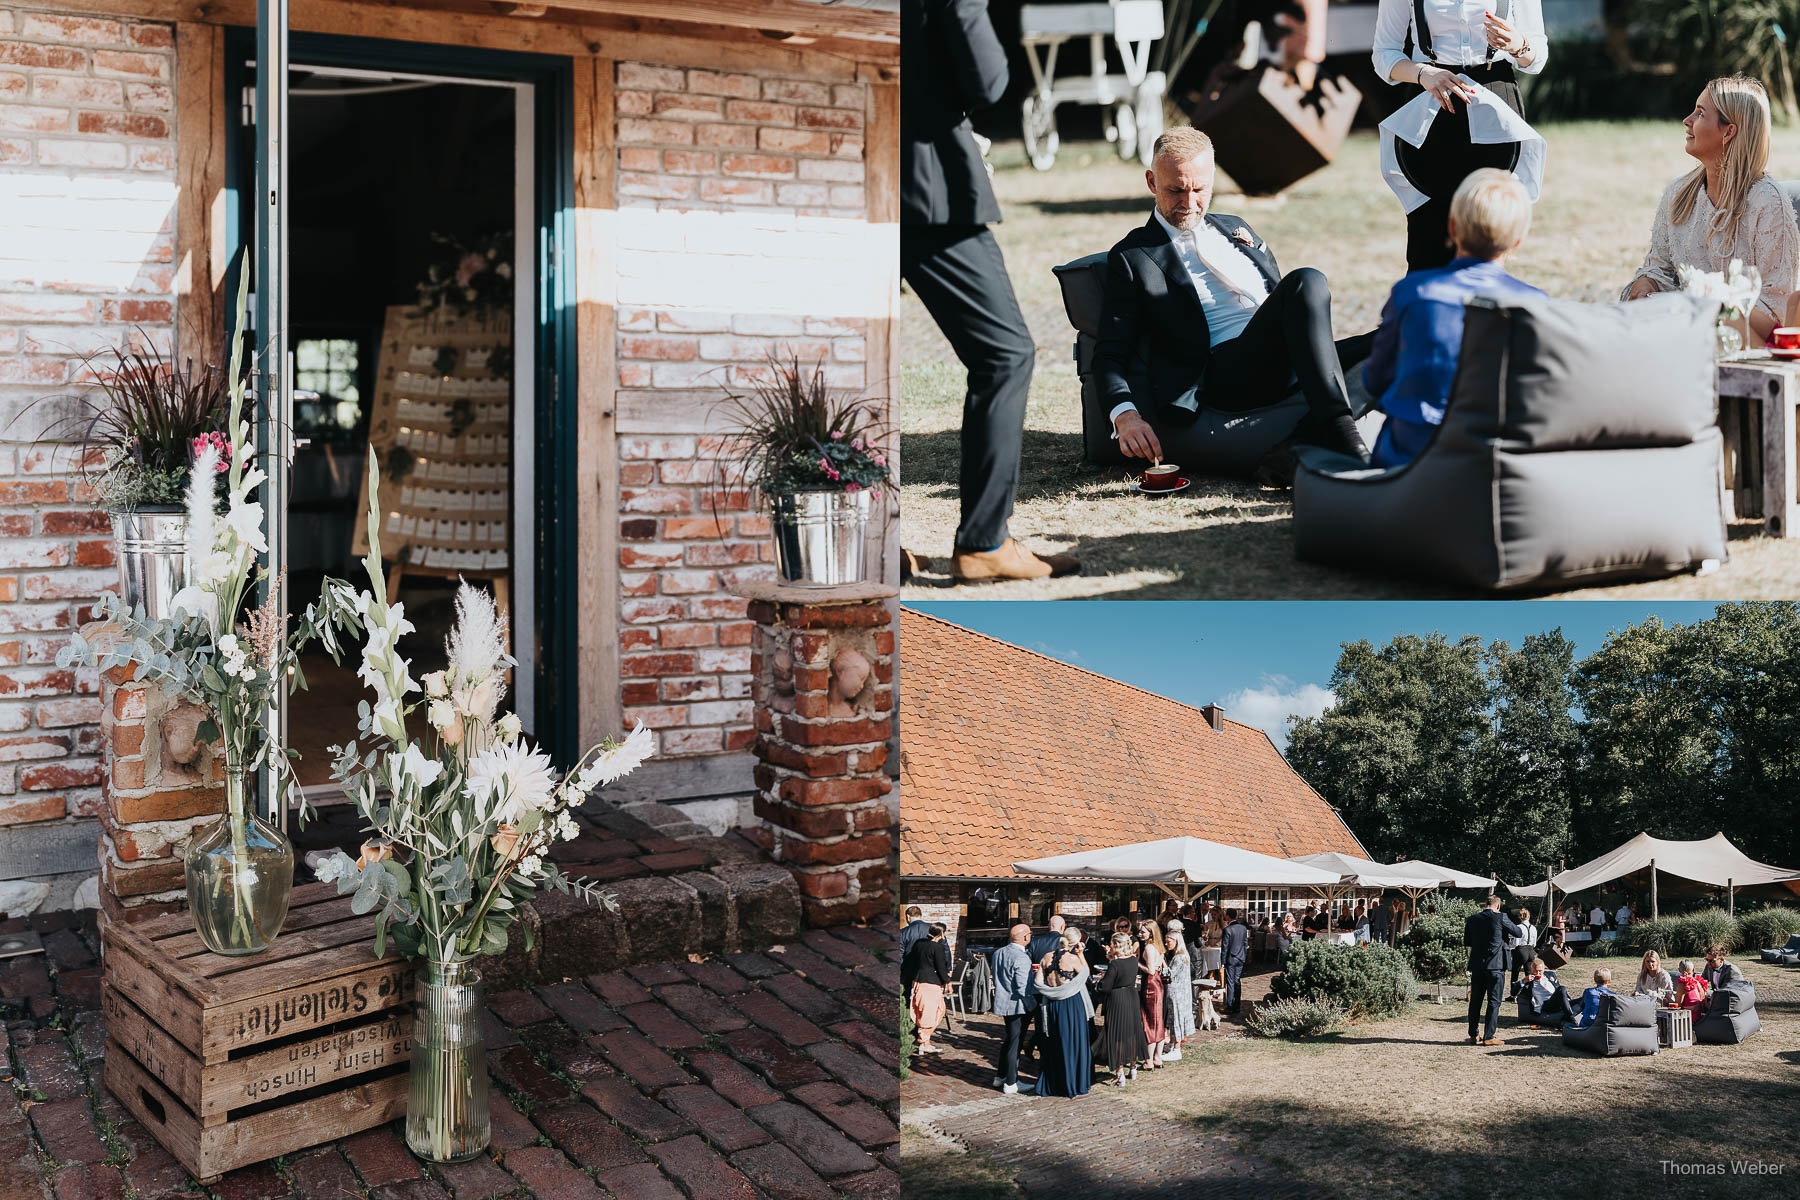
[[909, 602, 1723, 748]]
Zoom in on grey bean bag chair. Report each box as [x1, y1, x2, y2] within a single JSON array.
[[1293, 292, 1729, 590], [1053, 252, 1309, 472], [1695, 981, 1761, 1044], [1758, 934, 1800, 964], [1561, 993, 1660, 1056]]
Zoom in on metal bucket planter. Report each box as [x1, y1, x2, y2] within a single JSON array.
[[111, 506, 189, 619], [770, 489, 871, 587]]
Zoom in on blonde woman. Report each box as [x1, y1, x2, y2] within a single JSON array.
[[1633, 949, 1675, 1003], [1202, 907, 1227, 984], [1163, 929, 1194, 1059], [1094, 931, 1149, 1085], [1136, 920, 1167, 1069], [1623, 75, 1799, 344]]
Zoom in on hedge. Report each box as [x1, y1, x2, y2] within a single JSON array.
[[1269, 939, 1416, 1021]]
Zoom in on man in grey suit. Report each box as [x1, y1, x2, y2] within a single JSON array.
[[990, 924, 1035, 1093], [1464, 894, 1523, 1045], [1220, 908, 1250, 1014]]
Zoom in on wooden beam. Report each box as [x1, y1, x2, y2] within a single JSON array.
[[174, 20, 227, 361], [572, 54, 622, 747], [863, 74, 898, 587], [538, 0, 897, 43], [42, 0, 887, 76]]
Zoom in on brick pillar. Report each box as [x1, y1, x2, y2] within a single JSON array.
[[740, 582, 896, 927], [89, 623, 223, 926]]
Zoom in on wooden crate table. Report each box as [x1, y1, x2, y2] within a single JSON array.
[[1716, 355, 1800, 536], [101, 882, 414, 1182], [1656, 1006, 1694, 1049]]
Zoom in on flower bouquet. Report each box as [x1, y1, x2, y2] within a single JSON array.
[[723, 353, 892, 587], [1678, 258, 1762, 358], [62, 278, 312, 956], [307, 457, 653, 1162]]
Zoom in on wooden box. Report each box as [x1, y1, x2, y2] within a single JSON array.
[[1188, 64, 1361, 196], [101, 882, 414, 1181]]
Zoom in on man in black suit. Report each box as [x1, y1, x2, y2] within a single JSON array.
[[1464, 894, 1523, 1045], [1220, 908, 1250, 1014], [899, 906, 931, 1003], [1094, 125, 1373, 488], [901, 0, 1078, 582]]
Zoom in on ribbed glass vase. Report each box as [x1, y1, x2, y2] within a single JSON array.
[[406, 957, 491, 1163], [183, 769, 293, 956]]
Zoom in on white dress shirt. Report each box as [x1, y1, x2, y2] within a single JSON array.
[[1373, 0, 1547, 82], [1111, 209, 1272, 424], [1510, 921, 1537, 951]]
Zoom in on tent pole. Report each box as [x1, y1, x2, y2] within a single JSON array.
[[1728, 878, 1734, 917], [1650, 859, 1657, 921]]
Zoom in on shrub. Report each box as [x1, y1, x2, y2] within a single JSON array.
[[1270, 940, 1417, 1021], [1399, 892, 1483, 984], [1246, 994, 1349, 1040], [1739, 906, 1800, 953], [899, 1004, 915, 1081], [1621, 908, 1740, 958]]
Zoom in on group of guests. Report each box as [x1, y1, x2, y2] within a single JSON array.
[[1518, 947, 1747, 1028]]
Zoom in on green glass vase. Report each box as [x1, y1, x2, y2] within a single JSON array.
[[406, 957, 491, 1163], [183, 769, 293, 956]]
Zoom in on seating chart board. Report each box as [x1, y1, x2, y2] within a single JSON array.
[[353, 306, 513, 573]]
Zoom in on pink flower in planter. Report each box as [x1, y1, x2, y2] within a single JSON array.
[[192, 432, 230, 469], [845, 482, 861, 493], [830, 430, 844, 439], [455, 253, 486, 287], [872, 453, 886, 467]]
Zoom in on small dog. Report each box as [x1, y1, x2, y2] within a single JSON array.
[[1195, 986, 1221, 1031]]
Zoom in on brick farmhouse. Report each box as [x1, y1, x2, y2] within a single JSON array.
[[0, 0, 899, 915], [899, 608, 1379, 954]]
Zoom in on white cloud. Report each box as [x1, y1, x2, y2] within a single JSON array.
[[1029, 641, 1082, 665], [1221, 676, 1335, 749]]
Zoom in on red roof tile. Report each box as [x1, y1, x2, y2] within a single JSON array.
[[899, 608, 1368, 879]]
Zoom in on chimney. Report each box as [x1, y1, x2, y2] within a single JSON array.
[[1202, 703, 1224, 731]]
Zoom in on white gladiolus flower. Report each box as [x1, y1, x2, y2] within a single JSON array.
[[396, 743, 444, 792], [465, 741, 556, 824], [224, 495, 268, 555]]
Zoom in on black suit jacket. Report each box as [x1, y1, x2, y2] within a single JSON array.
[[1465, 908, 1524, 974], [899, 919, 932, 983], [1221, 919, 1250, 967], [1027, 931, 1063, 963], [901, 0, 1005, 226], [1094, 213, 1283, 423]]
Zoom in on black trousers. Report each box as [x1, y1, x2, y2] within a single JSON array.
[[994, 1012, 1028, 1084], [1399, 68, 1524, 273], [1180, 268, 1374, 452], [1526, 984, 1576, 1025], [901, 224, 1035, 553], [1468, 967, 1506, 1039], [1509, 946, 1535, 995], [1223, 959, 1245, 1012]]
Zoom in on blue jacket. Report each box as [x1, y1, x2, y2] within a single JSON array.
[[1364, 257, 1545, 468], [1574, 985, 1617, 1029], [991, 942, 1035, 1016], [1027, 931, 1063, 963]]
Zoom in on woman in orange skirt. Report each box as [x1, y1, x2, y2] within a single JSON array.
[[907, 924, 953, 1053]]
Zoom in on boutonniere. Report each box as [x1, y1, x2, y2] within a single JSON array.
[[1232, 227, 1258, 249]]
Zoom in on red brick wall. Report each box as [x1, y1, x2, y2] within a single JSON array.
[[0, 7, 174, 867], [612, 60, 879, 759]]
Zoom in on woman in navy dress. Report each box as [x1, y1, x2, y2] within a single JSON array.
[[1032, 927, 1094, 1098]]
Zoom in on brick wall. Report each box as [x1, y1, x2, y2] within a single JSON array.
[[0, 6, 174, 915], [612, 60, 880, 761]]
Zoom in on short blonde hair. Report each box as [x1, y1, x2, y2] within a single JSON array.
[[1153, 126, 1213, 165], [1594, 967, 1612, 985], [1449, 168, 1531, 259]]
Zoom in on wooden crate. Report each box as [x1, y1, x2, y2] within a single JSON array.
[[101, 882, 414, 1181]]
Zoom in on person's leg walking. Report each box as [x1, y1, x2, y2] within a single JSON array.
[[1466, 973, 1484, 1040], [900, 226, 1033, 554], [994, 1012, 1026, 1086], [1483, 970, 1506, 1040], [1224, 961, 1242, 1012]]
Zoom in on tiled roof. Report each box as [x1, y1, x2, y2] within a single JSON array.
[[899, 608, 1369, 880]]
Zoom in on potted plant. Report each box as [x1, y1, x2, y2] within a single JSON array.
[[724, 354, 891, 587], [28, 333, 229, 618], [61, 275, 309, 956], [308, 458, 654, 1163]]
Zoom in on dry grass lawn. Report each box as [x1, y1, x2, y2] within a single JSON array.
[[900, 123, 1800, 599]]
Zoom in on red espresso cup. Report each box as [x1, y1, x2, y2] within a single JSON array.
[[1140, 463, 1181, 490], [1771, 327, 1800, 352]]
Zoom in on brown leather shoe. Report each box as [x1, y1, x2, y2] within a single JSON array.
[[900, 546, 923, 583], [951, 538, 1080, 582], [1480, 1038, 1505, 1046]]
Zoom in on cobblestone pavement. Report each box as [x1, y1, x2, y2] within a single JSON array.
[[0, 908, 901, 1199], [901, 963, 1326, 1199]]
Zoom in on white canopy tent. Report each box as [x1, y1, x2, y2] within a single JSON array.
[[1502, 832, 1800, 919], [1287, 852, 1456, 911], [1387, 858, 1497, 896], [1013, 836, 1349, 904]]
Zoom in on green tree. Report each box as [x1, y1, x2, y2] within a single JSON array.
[[1479, 631, 1579, 882]]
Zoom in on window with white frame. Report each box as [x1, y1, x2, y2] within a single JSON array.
[[1246, 888, 1289, 924]]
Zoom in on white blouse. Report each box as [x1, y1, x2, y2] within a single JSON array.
[[1622, 174, 1800, 324], [1374, 0, 1548, 82]]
